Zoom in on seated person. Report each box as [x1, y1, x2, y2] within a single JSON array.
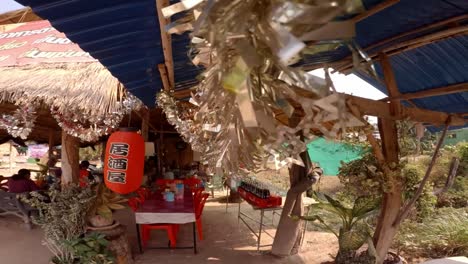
[[79, 160, 94, 187], [163, 167, 175, 180], [7, 169, 39, 193], [45, 168, 62, 186]]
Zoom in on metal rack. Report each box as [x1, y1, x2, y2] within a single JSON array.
[[237, 201, 282, 251]]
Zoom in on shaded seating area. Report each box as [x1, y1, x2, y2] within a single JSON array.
[[0, 0, 467, 263], [130, 180, 210, 254]]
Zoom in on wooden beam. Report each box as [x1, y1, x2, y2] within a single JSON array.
[[346, 95, 466, 126], [156, 0, 174, 89], [366, 14, 468, 52], [383, 25, 468, 55], [352, 0, 399, 22], [335, 25, 468, 72], [379, 53, 401, 115], [141, 108, 150, 141], [173, 88, 192, 99], [382, 82, 468, 101], [158, 63, 171, 91]]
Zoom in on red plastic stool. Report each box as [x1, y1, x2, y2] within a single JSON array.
[[141, 224, 179, 248]]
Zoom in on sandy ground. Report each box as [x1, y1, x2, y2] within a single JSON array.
[[0, 215, 52, 264], [0, 191, 337, 264]]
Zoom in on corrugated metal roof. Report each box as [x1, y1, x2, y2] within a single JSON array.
[[354, 0, 468, 131], [13, 0, 468, 124]]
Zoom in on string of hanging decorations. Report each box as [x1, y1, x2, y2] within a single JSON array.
[[0, 104, 37, 140], [0, 94, 142, 142], [52, 94, 143, 142], [157, 0, 374, 175]]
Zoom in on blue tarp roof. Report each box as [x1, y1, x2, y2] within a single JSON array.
[[301, 0, 468, 122], [14, 0, 200, 106], [14, 0, 468, 123]]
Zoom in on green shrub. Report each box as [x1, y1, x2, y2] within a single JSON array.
[[402, 164, 437, 220], [338, 155, 437, 220], [454, 142, 468, 177], [396, 207, 468, 259], [437, 176, 468, 208], [337, 152, 383, 199]]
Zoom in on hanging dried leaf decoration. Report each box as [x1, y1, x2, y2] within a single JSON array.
[[157, 0, 372, 175]]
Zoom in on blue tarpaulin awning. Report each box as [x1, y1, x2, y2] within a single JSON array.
[[12, 0, 468, 128]]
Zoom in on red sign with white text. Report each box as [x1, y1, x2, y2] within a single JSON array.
[[0, 20, 96, 66]]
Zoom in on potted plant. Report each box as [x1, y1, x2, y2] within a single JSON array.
[[87, 184, 127, 229], [20, 183, 96, 264]]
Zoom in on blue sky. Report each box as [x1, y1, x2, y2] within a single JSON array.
[[0, 0, 23, 13]]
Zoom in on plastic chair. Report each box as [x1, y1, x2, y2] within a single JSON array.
[[127, 196, 179, 248], [136, 187, 151, 200], [194, 193, 209, 240], [184, 178, 202, 191], [127, 197, 142, 211], [141, 224, 178, 248], [192, 188, 203, 205]]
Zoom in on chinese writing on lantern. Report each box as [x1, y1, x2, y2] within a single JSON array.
[[107, 143, 129, 184]]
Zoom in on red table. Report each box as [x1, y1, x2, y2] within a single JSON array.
[[135, 190, 197, 253]]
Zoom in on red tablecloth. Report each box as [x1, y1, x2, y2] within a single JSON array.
[[135, 190, 196, 224]]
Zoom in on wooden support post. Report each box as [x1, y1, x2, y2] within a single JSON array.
[[373, 54, 403, 264], [101, 140, 106, 165], [9, 141, 13, 174], [48, 129, 55, 159], [61, 131, 80, 186], [141, 109, 150, 141], [158, 64, 171, 91], [156, 0, 174, 89]]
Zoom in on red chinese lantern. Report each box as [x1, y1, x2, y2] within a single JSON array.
[[104, 128, 144, 194]]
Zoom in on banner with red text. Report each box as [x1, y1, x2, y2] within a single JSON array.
[[0, 20, 96, 66]]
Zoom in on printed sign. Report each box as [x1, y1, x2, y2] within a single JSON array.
[[106, 142, 130, 184], [0, 20, 96, 66]]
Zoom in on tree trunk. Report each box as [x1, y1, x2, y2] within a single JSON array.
[[373, 118, 401, 264], [373, 191, 402, 263], [61, 131, 80, 187], [271, 151, 317, 256]]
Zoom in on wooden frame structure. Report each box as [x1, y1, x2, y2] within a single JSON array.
[[152, 2, 467, 263]]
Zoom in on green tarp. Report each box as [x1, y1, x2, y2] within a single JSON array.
[[307, 137, 364, 176]]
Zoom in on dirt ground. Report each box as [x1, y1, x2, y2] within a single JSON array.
[[0, 191, 337, 264]]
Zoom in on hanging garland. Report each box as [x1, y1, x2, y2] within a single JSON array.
[[52, 94, 143, 142], [0, 104, 37, 140]]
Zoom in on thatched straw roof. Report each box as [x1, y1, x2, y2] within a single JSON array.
[[0, 62, 125, 117], [0, 7, 42, 26]]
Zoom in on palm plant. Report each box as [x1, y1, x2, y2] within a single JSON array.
[[293, 192, 380, 264], [87, 184, 127, 227]]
